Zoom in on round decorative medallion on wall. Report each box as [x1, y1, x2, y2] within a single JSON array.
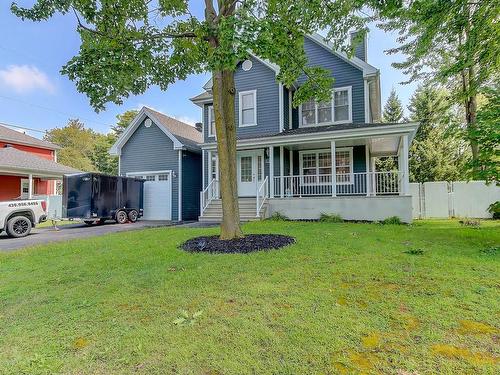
[[242, 59, 253, 71], [144, 118, 152, 128]]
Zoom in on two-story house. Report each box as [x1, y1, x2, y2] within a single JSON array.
[[191, 34, 419, 222], [0, 124, 79, 201]]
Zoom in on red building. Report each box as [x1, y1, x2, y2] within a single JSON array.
[[0, 124, 78, 201]]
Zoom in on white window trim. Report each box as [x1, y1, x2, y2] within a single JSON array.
[[207, 105, 216, 138], [299, 147, 354, 186], [238, 89, 257, 127], [298, 86, 352, 128]]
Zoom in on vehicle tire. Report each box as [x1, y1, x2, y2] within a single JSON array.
[[84, 220, 95, 226], [6, 216, 32, 238], [115, 210, 128, 224], [97, 218, 106, 225], [128, 210, 139, 223]]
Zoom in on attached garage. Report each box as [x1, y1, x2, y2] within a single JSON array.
[[110, 106, 202, 221], [126, 171, 172, 220]]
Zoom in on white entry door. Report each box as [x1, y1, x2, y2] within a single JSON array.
[[237, 150, 264, 197], [128, 172, 172, 220]]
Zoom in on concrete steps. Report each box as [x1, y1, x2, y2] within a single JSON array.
[[199, 198, 268, 223]]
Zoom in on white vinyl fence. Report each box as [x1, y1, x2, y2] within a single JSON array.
[[410, 181, 499, 219]]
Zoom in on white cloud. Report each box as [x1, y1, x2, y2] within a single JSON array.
[[0, 65, 55, 94]]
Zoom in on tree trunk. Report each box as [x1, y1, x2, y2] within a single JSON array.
[[212, 70, 244, 239], [466, 94, 479, 161]]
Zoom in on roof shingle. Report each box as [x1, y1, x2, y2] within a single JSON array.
[[0, 124, 60, 150], [0, 147, 80, 176]]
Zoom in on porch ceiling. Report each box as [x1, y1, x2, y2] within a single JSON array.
[[368, 136, 401, 156]]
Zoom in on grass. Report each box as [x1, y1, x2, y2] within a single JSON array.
[[0, 220, 499, 374], [37, 220, 78, 228]]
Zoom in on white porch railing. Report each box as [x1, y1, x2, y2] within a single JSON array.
[[273, 171, 402, 197], [200, 179, 219, 216], [256, 176, 269, 217]]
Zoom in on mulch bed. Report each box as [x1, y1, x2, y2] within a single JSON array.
[[181, 234, 295, 254]]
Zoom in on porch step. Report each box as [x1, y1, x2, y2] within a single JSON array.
[[199, 198, 268, 223]]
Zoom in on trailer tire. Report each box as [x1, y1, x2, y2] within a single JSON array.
[[128, 210, 138, 223], [6, 216, 32, 238], [116, 210, 128, 224]]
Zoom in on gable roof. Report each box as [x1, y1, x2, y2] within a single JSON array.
[[306, 34, 379, 77], [0, 123, 60, 150], [0, 146, 80, 176], [109, 107, 202, 155]]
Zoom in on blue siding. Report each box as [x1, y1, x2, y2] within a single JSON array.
[[182, 150, 202, 220], [120, 118, 179, 221], [295, 37, 366, 125]]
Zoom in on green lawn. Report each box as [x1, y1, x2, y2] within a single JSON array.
[[0, 220, 498, 374]]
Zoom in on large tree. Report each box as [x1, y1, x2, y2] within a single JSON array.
[[13, 0, 387, 239], [382, 88, 404, 123], [378, 0, 500, 170], [44, 119, 97, 171], [407, 85, 469, 183], [111, 109, 139, 139]]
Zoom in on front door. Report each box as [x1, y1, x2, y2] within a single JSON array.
[[237, 150, 264, 197]]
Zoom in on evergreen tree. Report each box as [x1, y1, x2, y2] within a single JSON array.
[[408, 86, 469, 183], [382, 89, 404, 123]]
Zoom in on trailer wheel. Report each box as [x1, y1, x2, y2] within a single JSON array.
[[6, 216, 32, 238], [128, 210, 139, 223], [116, 210, 128, 224], [84, 220, 95, 226]]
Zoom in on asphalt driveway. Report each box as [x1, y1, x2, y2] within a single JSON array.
[[0, 220, 172, 252]]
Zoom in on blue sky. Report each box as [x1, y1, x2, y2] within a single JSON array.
[[0, 2, 416, 138]]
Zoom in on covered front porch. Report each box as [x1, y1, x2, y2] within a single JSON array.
[[200, 129, 413, 221]]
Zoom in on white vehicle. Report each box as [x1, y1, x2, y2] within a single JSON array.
[[0, 199, 47, 238]]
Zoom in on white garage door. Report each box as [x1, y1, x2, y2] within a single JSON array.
[[128, 171, 172, 220]]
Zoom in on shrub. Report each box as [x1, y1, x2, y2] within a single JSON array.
[[404, 248, 425, 255], [267, 212, 290, 221], [381, 216, 403, 225], [319, 213, 344, 223], [487, 201, 500, 219], [459, 218, 481, 227]]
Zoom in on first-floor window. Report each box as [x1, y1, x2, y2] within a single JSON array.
[[300, 148, 353, 184], [210, 153, 218, 181]]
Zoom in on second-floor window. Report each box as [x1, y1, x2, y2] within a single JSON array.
[[300, 86, 352, 127], [208, 105, 216, 137], [239, 90, 257, 127]]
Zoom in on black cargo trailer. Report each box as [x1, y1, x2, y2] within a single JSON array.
[[63, 173, 144, 225]]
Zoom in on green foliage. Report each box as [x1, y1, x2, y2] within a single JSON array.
[[380, 216, 403, 225], [11, 0, 384, 111], [173, 310, 203, 326], [267, 212, 290, 221], [404, 248, 425, 256], [90, 133, 118, 175], [382, 89, 404, 123], [487, 201, 500, 220], [111, 109, 138, 139], [44, 119, 97, 171], [319, 213, 344, 223], [408, 85, 469, 183], [479, 246, 498, 257], [459, 219, 481, 228], [467, 87, 500, 184], [44, 119, 118, 174]]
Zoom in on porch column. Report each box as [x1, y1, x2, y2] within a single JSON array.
[[269, 146, 274, 198], [401, 135, 410, 195], [365, 142, 371, 196], [28, 173, 33, 199], [331, 140, 336, 197], [279, 146, 284, 198], [371, 157, 377, 195]]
